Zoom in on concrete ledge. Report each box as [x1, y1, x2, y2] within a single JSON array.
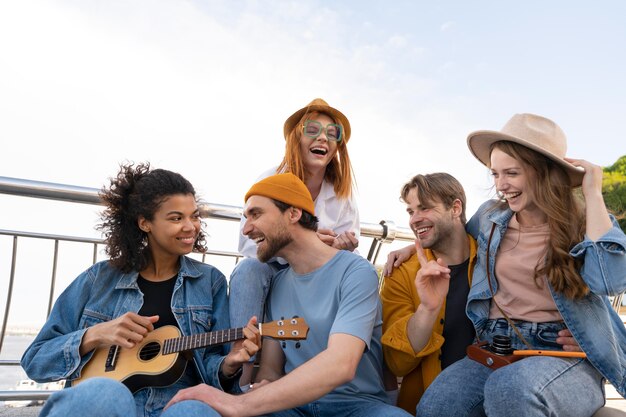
[[0, 406, 43, 417], [594, 405, 626, 417]]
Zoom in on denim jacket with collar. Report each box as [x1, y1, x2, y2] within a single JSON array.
[[466, 200, 626, 397], [21, 256, 233, 392]]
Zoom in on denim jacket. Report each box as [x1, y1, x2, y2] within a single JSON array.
[[466, 200, 626, 397], [21, 256, 233, 392]]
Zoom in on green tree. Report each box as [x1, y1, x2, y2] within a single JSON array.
[[603, 155, 626, 233]]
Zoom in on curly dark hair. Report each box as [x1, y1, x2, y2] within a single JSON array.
[[96, 162, 207, 273]]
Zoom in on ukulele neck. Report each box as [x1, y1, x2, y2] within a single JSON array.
[[163, 327, 244, 354]]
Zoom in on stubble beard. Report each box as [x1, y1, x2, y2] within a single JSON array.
[[257, 227, 293, 263], [427, 218, 456, 256]]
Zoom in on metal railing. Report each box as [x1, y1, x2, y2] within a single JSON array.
[[0, 175, 414, 402], [1, 176, 624, 411]]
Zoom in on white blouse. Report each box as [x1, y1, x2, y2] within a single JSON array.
[[237, 166, 360, 261]]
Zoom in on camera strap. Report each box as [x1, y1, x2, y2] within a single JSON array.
[[481, 223, 533, 350]]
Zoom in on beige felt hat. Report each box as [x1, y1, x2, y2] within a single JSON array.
[[467, 113, 584, 186], [283, 98, 351, 142]]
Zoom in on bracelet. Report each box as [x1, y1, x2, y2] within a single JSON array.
[[219, 365, 243, 380]]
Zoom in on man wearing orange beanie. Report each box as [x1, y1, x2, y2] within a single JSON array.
[[164, 173, 410, 417]]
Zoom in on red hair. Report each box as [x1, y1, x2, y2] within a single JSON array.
[[277, 110, 355, 199]]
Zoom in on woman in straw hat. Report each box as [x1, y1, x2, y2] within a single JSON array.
[[229, 98, 360, 384], [415, 114, 626, 417]]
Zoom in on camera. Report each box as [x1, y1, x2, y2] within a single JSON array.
[[466, 335, 524, 370]]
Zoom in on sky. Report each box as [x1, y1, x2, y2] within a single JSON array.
[[1, 0, 625, 328]]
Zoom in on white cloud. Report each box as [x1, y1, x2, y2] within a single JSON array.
[[1, 0, 624, 327], [440, 20, 456, 32], [441, 61, 456, 71], [387, 35, 408, 48]]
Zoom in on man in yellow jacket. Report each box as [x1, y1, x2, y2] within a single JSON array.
[[380, 173, 581, 415], [380, 173, 477, 414]]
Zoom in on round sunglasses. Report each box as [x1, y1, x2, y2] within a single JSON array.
[[301, 120, 342, 142]]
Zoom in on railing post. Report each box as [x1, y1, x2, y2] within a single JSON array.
[[47, 240, 60, 318], [366, 221, 387, 263], [0, 236, 18, 355], [367, 220, 399, 265], [92, 243, 98, 265]]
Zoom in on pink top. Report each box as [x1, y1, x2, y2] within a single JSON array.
[[489, 214, 563, 322]]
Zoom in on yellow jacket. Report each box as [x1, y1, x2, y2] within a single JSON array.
[[380, 235, 477, 414]]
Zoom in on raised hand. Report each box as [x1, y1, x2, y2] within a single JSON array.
[[563, 157, 600, 198], [413, 238, 451, 312], [221, 316, 262, 377], [316, 228, 337, 246], [333, 231, 359, 251], [317, 229, 359, 252], [564, 157, 612, 240], [80, 312, 159, 355], [382, 244, 416, 277]]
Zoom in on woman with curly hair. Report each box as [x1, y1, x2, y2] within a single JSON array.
[[22, 163, 260, 417]]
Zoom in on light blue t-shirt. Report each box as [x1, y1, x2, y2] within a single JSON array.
[[266, 250, 388, 403]]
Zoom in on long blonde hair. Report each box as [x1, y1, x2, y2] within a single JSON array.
[[491, 141, 588, 299], [277, 110, 354, 199]]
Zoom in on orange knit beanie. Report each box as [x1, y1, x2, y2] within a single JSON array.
[[245, 173, 315, 215]]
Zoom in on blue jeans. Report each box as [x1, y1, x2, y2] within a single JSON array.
[[40, 372, 204, 417], [160, 398, 410, 417], [160, 400, 221, 417], [260, 399, 413, 417], [39, 378, 136, 417], [228, 258, 285, 327], [415, 320, 605, 417]]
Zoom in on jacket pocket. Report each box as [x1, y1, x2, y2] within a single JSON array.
[[535, 323, 567, 348], [79, 309, 112, 329], [190, 308, 213, 333]]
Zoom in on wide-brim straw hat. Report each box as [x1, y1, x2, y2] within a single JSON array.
[[467, 113, 584, 187], [283, 98, 351, 143]]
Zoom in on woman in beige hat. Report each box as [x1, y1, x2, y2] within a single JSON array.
[[415, 113, 626, 417], [229, 98, 360, 384]]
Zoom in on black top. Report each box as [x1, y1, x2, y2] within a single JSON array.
[[137, 273, 202, 385], [440, 259, 475, 369], [137, 274, 178, 328]]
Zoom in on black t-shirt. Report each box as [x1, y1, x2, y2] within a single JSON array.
[[137, 274, 201, 385], [440, 259, 476, 369], [137, 274, 178, 328]]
